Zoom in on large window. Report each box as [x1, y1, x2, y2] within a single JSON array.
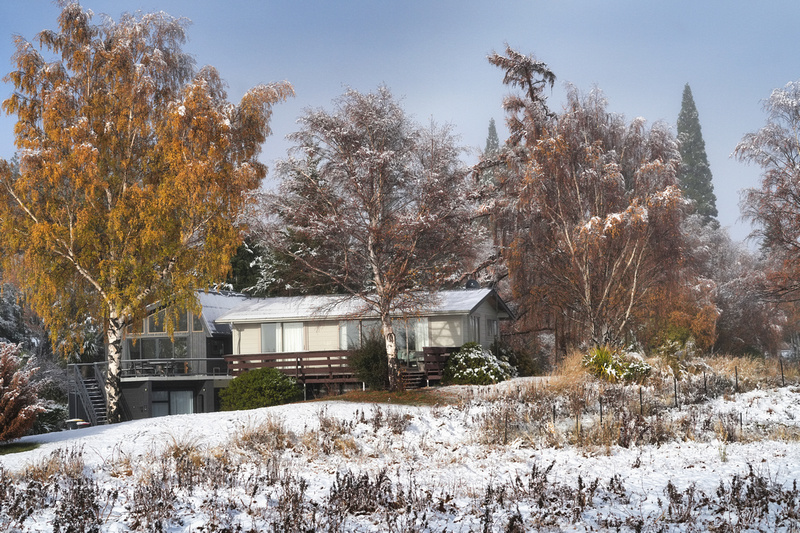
[[152, 390, 194, 417], [128, 337, 188, 359], [338, 319, 384, 350], [260, 322, 305, 353], [394, 318, 428, 363]]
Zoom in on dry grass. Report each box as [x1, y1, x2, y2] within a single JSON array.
[[548, 350, 591, 392]]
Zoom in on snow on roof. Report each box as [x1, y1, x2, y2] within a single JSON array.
[[196, 291, 251, 335], [216, 288, 508, 324]]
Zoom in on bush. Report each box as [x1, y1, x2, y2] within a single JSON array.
[[581, 345, 650, 383], [0, 343, 43, 442], [219, 367, 302, 411], [349, 336, 389, 391], [441, 342, 516, 385]]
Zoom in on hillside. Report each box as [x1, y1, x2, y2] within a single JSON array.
[[1, 377, 799, 531]]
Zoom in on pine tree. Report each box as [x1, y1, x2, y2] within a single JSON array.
[[677, 84, 718, 226], [485, 118, 500, 155]]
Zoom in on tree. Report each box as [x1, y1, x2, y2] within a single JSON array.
[[263, 86, 476, 390], [677, 84, 718, 226], [479, 118, 501, 185], [735, 80, 800, 302], [488, 48, 685, 351], [0, 343, 43, 442], [0, 4, 293, 421]]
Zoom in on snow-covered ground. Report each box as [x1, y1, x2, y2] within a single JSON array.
[[1, 380, 799, 531]]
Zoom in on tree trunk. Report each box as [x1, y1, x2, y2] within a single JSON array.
[[382, 316, 400, 391], [105, 312, 124, 423]]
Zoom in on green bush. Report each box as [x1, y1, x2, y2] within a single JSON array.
[[349, 336, 389, 390], [219, 367, 302, 411], [441, 342, 516, 386], [582, 345, 651, 383]]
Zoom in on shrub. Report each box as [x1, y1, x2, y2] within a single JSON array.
[[0, 343, 43, 442], [441, 342, 515, 385], [582, 345, 651, 383], [349, 335, 389, 390], [219, 367, 302, 411]]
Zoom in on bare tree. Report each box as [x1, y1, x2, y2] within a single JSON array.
[[262, 87, 476, 389]]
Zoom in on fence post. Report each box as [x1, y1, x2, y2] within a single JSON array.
[[780, 357, 785, 387], [552, 404, 556, 426], [639, 387, 643, 416], [674, 374, 679, 409], [735, 366, 739, 393], [703, 371, 707, 396], [599, 397, 603, 424]]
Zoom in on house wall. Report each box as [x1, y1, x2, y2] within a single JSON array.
[[306, 321, 339, 351], [234, 324, 261, 355], [428, 316, 465, 347]]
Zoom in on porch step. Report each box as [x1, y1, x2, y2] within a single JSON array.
[[400, 370, 425, 390]]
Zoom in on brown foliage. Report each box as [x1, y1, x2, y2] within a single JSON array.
[[0, 343, 42, 442], [488, 49, 686, 350], [0, 4, 291, 420]]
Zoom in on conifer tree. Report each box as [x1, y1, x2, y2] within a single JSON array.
[[677, 84, 718, 226]]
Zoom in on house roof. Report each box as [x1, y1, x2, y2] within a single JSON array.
[[215, 288, 512, 324], [197, 291, 251, 335]]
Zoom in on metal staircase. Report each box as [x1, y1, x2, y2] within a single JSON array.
[[69, 364, 108, 426]]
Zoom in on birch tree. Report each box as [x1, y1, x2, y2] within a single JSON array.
[[0, 4, 292, 421], [263, 87, 475, 390], [489, 48, 686, 349]]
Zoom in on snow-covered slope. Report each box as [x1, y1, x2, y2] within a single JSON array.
[[1, 381, 799, 531]]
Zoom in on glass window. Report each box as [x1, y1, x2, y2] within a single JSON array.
[[127, 339, 141, 360], [141, 338, 157, 359], [340, 321, 360, 350], [126, 320, 143, 335], [192, 313, 204, 332], [261, 323, 280, 353], [283, 322, 304, 352], [175, 311, 188, 332], [173, 337, 188, 359], [361, 320, 381, 342], [148, 310, 165, 333], [170, 391, 194, 415], [159, 338, 174, 359], [470, 316, 481, 344]]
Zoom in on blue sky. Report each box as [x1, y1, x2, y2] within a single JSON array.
[[2, 1, 798, 242]]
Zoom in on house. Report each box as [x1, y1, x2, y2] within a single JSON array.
[[216, 288, 513, 391], [69, 291, 249, 423], [69, 288, 512, 422]]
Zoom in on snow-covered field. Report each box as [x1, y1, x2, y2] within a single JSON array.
[[1, 380, 799, 531]]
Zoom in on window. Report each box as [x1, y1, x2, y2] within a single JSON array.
[[175, 310, 188, 332], [127, 339, 141, 360], [340, 321, 360, 350], [141, 338, 157, 359], [151, 390, 194, 417], [486, 318, 499, 343], [361, 320, 381, 342], [148, 310, 166, 333], [394, 318, 428, 363], [470, 316, 481, 343], [192, 313, 204, 332], [261, 323, 280, 353], [283, 322, 304, 352]]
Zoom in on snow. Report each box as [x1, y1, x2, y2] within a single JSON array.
[[1, 381, 799, 531]]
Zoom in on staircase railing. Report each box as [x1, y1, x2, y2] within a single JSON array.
[[70, 365, 98, 427]]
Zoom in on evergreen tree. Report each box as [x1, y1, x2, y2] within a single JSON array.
[[677, 84, 718, 226], [485, 118, 500, 155], [480, 118, 501, 184]]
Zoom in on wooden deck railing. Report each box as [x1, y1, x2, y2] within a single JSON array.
[[224, 351, 359, 384]]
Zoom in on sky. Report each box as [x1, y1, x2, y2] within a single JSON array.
[[1, 1, 798, 242]]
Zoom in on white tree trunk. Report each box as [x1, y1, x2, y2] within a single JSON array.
[[105, 311, 124, 423], [382, 316, 400, 390]]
